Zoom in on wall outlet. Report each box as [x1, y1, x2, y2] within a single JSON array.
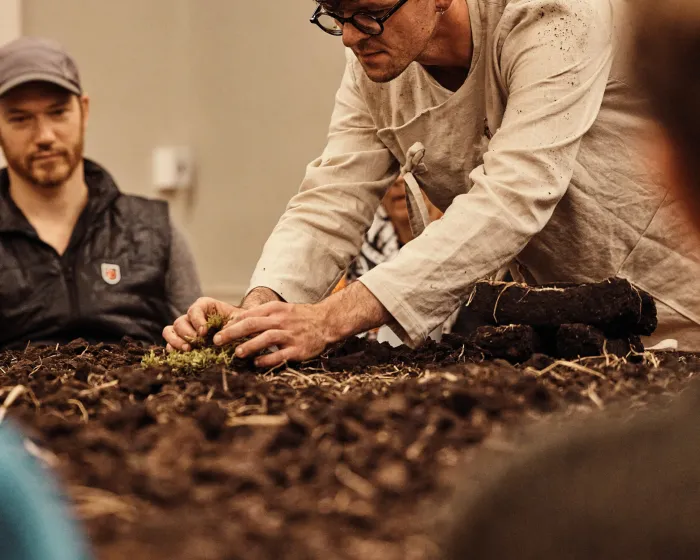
[[152, 146, 194, 191]]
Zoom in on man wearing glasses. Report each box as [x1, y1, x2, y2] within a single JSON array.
[[164, 0, 700, 365]]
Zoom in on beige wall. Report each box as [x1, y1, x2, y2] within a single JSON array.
[[0, 0, 21, 168], [21, 0, 345, 302], [0, 1, 21, 57]]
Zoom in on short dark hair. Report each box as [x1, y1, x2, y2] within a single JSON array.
[[315, 0, 345, 11]]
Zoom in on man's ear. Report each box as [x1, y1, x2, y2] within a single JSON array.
[[79, 94, 90, 126]]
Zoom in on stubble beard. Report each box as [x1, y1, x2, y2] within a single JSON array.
[[0, 128, 84, 189]]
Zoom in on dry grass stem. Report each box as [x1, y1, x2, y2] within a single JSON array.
[[335, 464, 377, 500], [68, 398, 89, 423], [222, 370, 229, 394], [71, 486, 138, 522], [586, 384, 605, 409], [78, 380, 119, 396], [0, 385, 26, 423], [227, 414, 288, 427], [533, 359, 607, 380], [23, 439, 59, 467]]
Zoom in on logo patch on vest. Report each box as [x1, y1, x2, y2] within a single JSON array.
[[101, 263, 121, 285]]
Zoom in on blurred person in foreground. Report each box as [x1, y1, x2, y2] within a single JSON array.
[[0, 37, 201, 350], [442, 383, 700, 560], [634, 0, 700, 235], [165, 0, 700, 366], [442, 4, 700, 558]]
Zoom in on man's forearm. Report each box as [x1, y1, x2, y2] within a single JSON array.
[[241, 287, 283, 310], [319, 280, 391, 343]]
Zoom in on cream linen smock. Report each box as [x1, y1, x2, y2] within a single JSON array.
[[249, 0, 700, 349]]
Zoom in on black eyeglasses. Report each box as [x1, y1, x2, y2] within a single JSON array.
[[310, 0, 410, 37]]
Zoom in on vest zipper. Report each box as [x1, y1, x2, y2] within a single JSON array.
[[63, 263, 81, 320]]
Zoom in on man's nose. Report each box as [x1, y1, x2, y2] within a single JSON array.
[[342, 23, 369, 49], [34, 117, 57, 146]]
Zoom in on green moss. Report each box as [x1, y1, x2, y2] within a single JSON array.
[[206, 313, 226, 332], [142, 311, 267, 373], [141, 343, 245, 374], [183, 312, 229, 349]]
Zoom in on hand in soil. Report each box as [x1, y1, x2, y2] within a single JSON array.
[[216, 301, 334, 367], [164, 297, 241, 352]]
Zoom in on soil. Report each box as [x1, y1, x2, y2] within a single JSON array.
[[555, 323, 643, 360], [0, 336, 697, 560]]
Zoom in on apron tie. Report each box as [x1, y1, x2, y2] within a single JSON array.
[[400, 142, 432, 237]]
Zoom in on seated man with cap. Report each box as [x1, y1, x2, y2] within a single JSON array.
[[0, 37, 201, 349]]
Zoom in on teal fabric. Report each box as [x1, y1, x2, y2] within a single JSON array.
[[0, 422, 90, 560]]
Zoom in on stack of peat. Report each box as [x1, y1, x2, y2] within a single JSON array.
[[462, 277, 657, 363]]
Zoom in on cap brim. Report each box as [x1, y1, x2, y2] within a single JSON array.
[[0, 73, 81, 97]]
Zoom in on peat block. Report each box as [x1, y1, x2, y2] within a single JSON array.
[[556, 324, 644, 360], [471, 325, 538, 364], [467, 323, 643, 363], [465, 277, 656, 336]]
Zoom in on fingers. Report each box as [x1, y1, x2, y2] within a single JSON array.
[[222, 307, 245, 328], [231, 302, 286, 324], [187, 298, 214, 336], [253, 347, 296, 369], [173, 314, 198, 340], [235, 330, 290, 359], [162, 325, 191, 352], [213, 317, 280, 346], [185, 297, 238, 336]]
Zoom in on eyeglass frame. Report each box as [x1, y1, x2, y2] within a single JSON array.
[[310, 0, 411, 37]]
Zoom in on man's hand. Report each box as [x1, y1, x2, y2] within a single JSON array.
[[214, 301, 335, 368], [162, 287, 282, 352], [163, 297, 240, 352], [214, 281, 391, 368]]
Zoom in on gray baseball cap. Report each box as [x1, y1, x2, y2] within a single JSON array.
[[0, 36, 82, 98]]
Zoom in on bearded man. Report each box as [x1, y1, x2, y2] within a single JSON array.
[[0, 37, 201, 349]]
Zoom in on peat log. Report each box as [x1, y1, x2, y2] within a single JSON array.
[[471, 325, 538, 364], [465, 277, 656, 336], [638, 290, 658, 337], [556, 323, 644, 360]]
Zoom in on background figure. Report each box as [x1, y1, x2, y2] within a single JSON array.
[[346, 177, 444, 281], [336, 177, 455, 345]]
